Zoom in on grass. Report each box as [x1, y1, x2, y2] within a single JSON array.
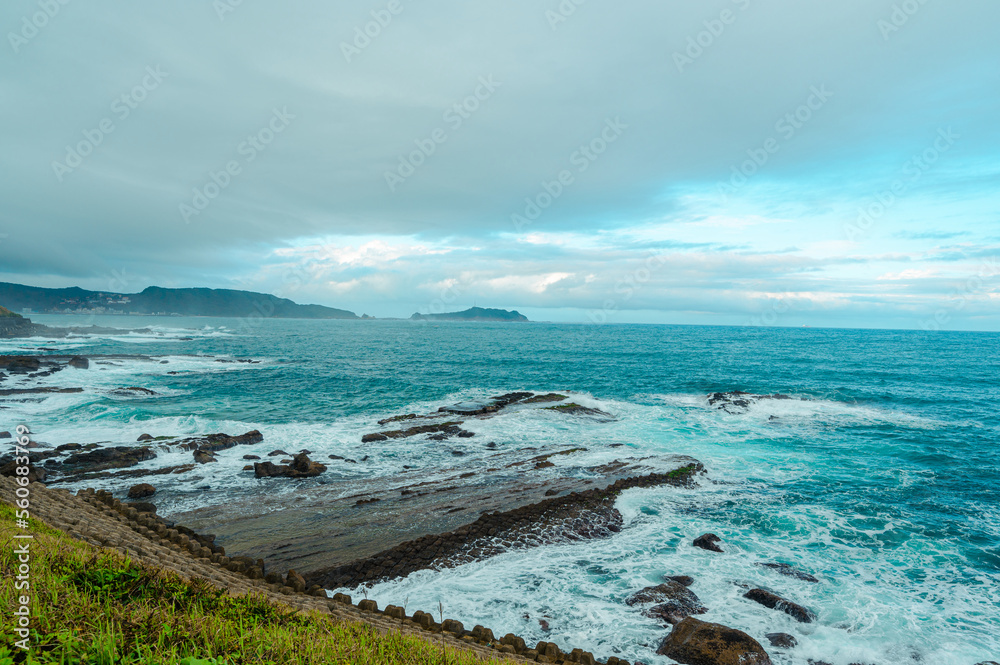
[[0, 503, 510, 664], [0, 306, 23, 318]]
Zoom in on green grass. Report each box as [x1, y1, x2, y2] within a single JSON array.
[[0, 305, 23, 318], [0, 503, 510, 664]]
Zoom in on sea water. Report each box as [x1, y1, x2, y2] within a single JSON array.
[[1, 316, 997, 665]]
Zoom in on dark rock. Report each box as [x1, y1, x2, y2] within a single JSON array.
[[627, 582, 707, 625], [0, 432, 10, 439], [457, 430, 475, 438], [544, 403, 615, 420], [193, 450, 217, 464], [708, 391, 795, 414], [178, 430, 263, 453], [974, 662, 1000, 665], [451, 450, 465, 456], [110, 386, 158, 396], [328, 455, 344, 460], [253, 453, 326, 479], [693, 533, 724, 552], [285, 570, 307, 592], [267, 450, 289, 457], [744, 588, 816, 623], [756, 562, 819, 583], [243, 454, 260, 460], [127, 501, 156, 514], [127, 483, 156, 499], [63, 446, 155, 472], [666, 575, 695, 587], [243, 465, 253, 471], [363, 421, 464, 443], [0, 461, 46, 483], [544, 489, 559, 496], [55, 443, 82, 451], [136, 434, 154, 442], [658, 617, 772, 664], [68, 356, 89, 369], [0, 356, 40, 373], [765, 633, 797, 649], [362, 433, 388, 442]]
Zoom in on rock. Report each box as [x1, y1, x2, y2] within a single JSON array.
[[0, 356, 40, 373], [178, 431, 263, 453], [974, 662, 1000, 665], [0, 432, 10, 439], [127, 483, 156, 499], [693, 533, 724, 552], [253, 453, 326, 479], [243, 454, 260, 460], [285, 570, 307, 592], [765, 633, 797, 649], [627, 582, 707, 625], [666, 575, 695, 587], [243, 465, 253, 471], [193, 450, 217, 464], [707, 391, 795, 414], [457, 430, 475, 438], [744, 588, 816, 623], [657, 617, 772, 665], [68, 356, 89, 369], [267, 450, 289, 457], [136, 434, 154, 442], [127, 501, 156, 514], [363, 421, 465, 443], [544, 489, 559, 496], [0, 461, 46, 483], [544, 403, 615, 420], [756, 562, 820, 583], [362, 433, 388, 443], [63, 446, 155, 472], [55, 443, 82, 451], [110, 386, 158, 396]]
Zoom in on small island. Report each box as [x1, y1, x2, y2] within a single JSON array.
[[410, 307, 529, 322]]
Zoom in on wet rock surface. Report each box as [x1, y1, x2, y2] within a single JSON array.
[[627, 581, 707, 625], [707, 390, 797, 414], [693, 532, 724, 552], [744, 588, 816, 623], [756, 561, 820, 583], [765, 632, 797, 648], [657, 616, 773, 665]]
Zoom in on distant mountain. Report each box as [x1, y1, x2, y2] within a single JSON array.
[[410, 307, 529, 322], [0, 282, 358, 319]]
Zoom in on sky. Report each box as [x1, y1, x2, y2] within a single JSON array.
[[1, 0, 998, 330]]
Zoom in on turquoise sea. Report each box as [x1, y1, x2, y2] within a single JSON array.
[[3, 316, 998, 665]]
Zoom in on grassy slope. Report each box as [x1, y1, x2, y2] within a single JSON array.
[[0, 503, 507, 665], [0, 306, 22, 318]]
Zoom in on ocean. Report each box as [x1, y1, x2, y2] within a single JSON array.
[[2, 315, 998, 665]]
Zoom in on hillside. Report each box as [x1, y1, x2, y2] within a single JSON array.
[[0, 304, 22, 318], [411, 307, 529, 322], [0, 282, 358, 319]]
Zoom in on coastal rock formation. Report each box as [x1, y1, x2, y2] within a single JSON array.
[[744, 588, 816, 623], [193, 450, 217, 464], [707, 390, 796, 414], [756, 562, 820, 583], [657, 617, 772, 664], [179, 430, 264, 453], [68, 356, 89, 369], [254, 453, 326, 479], [765, 633, 797, 648], [693, 533, 724, 552], [626, 581, 707, 624], [62, 446, 156, 473], [0, 460, 47, 483], [666, 575, 695, 587], [410, 307, 528, 322], [307, 463, 703, 590], [127, 483, 156, 499]]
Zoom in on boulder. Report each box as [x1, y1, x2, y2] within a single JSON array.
[[626, 581, 707, 625], [0, 432, 10, 439], [254, 453, 326, 479], [136, 434, 154, 442], [193, 450, 217, 464], [68, 356, 89, 369], [744, 588, 816, 623], [693, 533, 724, 552], [657, 617, 772, 665], [285, 570, 307, 592], [127, 483, 156, 499], [756, 562, 819, 583], [110, 386, 158, 396], [666, 575, 695, 587], [127, 501, 156, 514], [765, 633, 797, 649], [243, 454, 261, 460]]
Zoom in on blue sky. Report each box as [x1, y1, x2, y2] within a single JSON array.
[[1, 1, 998, 329]]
